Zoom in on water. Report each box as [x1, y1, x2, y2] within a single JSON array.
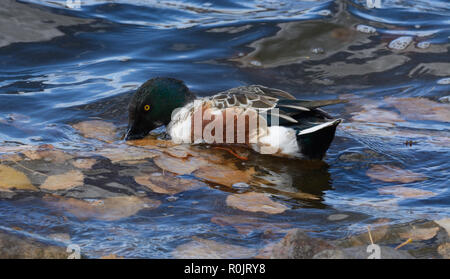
[[0, 0, 449, 258]]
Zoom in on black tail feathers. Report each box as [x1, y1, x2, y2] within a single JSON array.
[[296, 119, 342, 160]]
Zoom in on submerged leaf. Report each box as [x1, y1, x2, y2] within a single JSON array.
[[22, 145, 72, 163], [352, 107, 404, 123], [71, 158, 97, 169], [385, 97, 450, 122], [211, 215, 291, 235], [226, 192, 288, 214], [126, 136, 176, 149], [153, 155, 207, 175], [72, 120, 117, 142], [95, 146, 158, 163], [0, 165, 37, 191], [378, 186, 436, 199], [134, 172, 203, 194], [398, 226, 439, 241], [43, 195, 160, 221], [194, 164, 256, 187], [40, 170, 84, 191], [367, 165, 427, 183], [164, 146, 191, 159], [172, 236, 257, 259]]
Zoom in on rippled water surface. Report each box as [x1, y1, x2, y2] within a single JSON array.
[[0, 0, 449, 258]]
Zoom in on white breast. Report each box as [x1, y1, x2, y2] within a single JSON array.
[[166, 102, 194, 144], [251, 126, 300, 157]]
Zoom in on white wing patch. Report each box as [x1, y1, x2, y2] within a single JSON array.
[[297, 119, 342, 136]]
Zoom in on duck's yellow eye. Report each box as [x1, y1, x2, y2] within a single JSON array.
[[144, 104, 150, 111]]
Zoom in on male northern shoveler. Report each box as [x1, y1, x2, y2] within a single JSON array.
[[125, 77, 344, 160]]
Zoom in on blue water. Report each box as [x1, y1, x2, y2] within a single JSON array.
[[0, 0, 449, 258]]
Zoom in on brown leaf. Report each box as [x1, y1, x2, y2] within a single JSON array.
[[194, 163, 256, 187], [352, 107, 404, 123], [385, 97, 450, 122], [378, 186, 436, 199], [153, 155, 207, 175], [0, 165, 37, 191], [72, 120, 117, 142], [95, 146, 158, 163], [100, 254, 124, 259], [367, 165, 427, 183], [126, 136, 176, 148], [22, 145, 72, 163], [43, 195, 160, 221], [40, 170, 84, 191], [172, 237, 257, 259], [398, 226, 439, 241], [71, 158, 97, 169], [134, 172, 203, 195], [164, 146, 191, 159], [226, 192, 288, 214]]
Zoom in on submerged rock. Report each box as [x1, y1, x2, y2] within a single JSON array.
[[0, 231, 68, 259], [268, 229, 334, 259], [314, 246, 414, 259], [388, 36, 413, 50]]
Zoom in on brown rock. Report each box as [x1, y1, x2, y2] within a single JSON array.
[[270, 229, 334, 259]]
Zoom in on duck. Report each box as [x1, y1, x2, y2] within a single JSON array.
[[125, 77, 344, 160]]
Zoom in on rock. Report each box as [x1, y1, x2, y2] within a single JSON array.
[[388, 36, 413, 50], [172, 237, 257, 259], [434, 218, 450, 237], [40, 170, 84, 191], [356, 24, 376, 34], [269, 229, 334, 259], [398, 226, 439, 241], [437, 243, 450, 259], [0, 165, 37, 191], [313, 249, 346, 259], [211, 215, 291, 235], [0, 231, 68, 259], [314, 246, 414, 259]]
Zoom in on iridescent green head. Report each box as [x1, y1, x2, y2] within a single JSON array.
[[125, 77, 194, 140]]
